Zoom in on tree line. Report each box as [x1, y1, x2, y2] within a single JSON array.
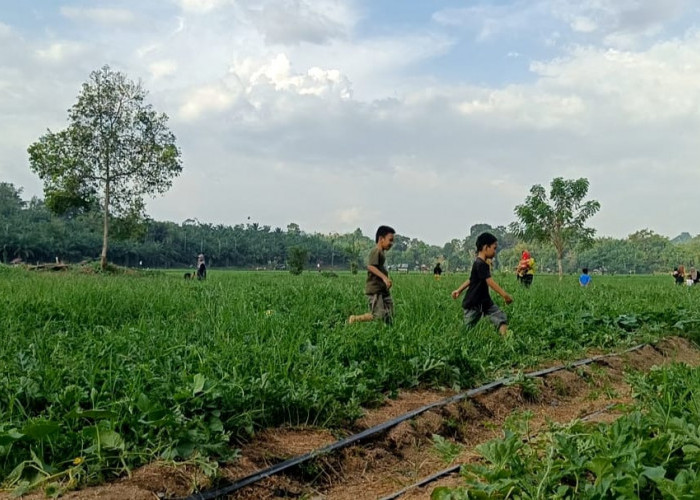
[[1, 181, 697, 274]]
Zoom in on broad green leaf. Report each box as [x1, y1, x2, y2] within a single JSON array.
[[22, 420, 60, 440], [0, 428, 24, 445], [193, 373, 206, 395], [98, 430, 125, 451], [642, 465, 666, 483]]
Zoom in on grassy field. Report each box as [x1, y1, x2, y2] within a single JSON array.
[[1, 266, 700, 492]]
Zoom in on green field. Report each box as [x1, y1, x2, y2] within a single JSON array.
[[435, 362, 700, 499], [1, 267, 700, 492]]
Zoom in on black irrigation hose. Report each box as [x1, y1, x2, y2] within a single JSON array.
[[380, 464, 463, 500], [178, 344, 646, 500], [380, 403, 622, 500]]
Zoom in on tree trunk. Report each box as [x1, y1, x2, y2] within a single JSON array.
[[557, 249, 563, 279], [100, 180, 110, 270]]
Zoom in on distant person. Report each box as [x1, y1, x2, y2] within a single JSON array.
[[691, 267, 699, 284], [579, 268, 592, 287], [433, 262, 443, 280], [673, 265, 685, 285], [451, 232, 513, 336], [196, 253, 207, 280], [348, 225, 395, 325], [516, 250, 535, 287]]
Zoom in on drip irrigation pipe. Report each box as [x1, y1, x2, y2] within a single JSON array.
[[380, 464, 462, 500], [178, 343, 646, 500], [380, 403, 621, 500]]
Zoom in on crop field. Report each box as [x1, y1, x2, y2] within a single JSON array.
[[1, 267, 700, 495], [435, 362, 700, 499]]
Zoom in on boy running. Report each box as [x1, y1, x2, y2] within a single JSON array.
[[451, 232, 513, 335], [348, 225, 395, 325]]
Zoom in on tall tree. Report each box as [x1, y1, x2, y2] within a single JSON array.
[[512, 177, 600, 277], [28, 65, 182, 270]]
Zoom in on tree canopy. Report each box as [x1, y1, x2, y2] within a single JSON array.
[[512, 177, 601, 277], [28, 65, 182, 269]]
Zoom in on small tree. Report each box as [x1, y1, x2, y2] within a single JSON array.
[[28, 65, 182, 270], [344, 228, 365, 274], [288, 246, 309, 275], [512, 177, 600, 278]]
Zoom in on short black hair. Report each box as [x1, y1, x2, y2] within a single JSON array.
[[376, 225, 395, 242], [582, 267, 588, 274], [475, 232, 498, 252]]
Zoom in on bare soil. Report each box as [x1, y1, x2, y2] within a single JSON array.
[[4, 337, 699, 500]]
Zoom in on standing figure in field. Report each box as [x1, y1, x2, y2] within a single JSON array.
[[673, 266, 685, 285], [433, 262, 443, 281], [579, 267, 592, 287], [348, 225, 395, 325], [196, 253, 207, 280], [516, 250, 535, 287], [451, 232, 513, 336]]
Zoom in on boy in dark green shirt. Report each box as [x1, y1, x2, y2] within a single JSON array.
[[348, 225, 395, 325]]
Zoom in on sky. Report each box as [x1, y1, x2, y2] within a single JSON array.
[[1, 0, 700, 245]]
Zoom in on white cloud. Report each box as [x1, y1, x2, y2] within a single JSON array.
[[570, 16, 597, 33], [34, 42, 87, 63], [176, 54, 352, 121], [529, 38, 700, 123], [392, 163, 442, 190], [60, 7, 135, 24], [243, 54, 352, 98], [432, 3, 546, 42], [433, 0, 689, 49], [0, 22, 12, 37], [149, 59, 178, 79], [336, 206, 366, 226], [178, 81, 242, 120], [550, 0, 688, 47], [177, 0, 231, 14], [246, 0, 357, 45]]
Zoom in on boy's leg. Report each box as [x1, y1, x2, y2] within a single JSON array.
[[522, 274, 533, 287], [381, 293, 394, 325], [485, 305, 508, 335], [463, 308, 482, 329], [348, 294, 384, 324], [348, 313, 373, 324]]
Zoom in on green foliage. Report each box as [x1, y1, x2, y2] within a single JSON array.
[[288, 246, 309, 275], [1, 271, 700, 493], [5, 180, 700, 273], [437, 363, 700, 499], [512, 177, 601, 276], [27, 65, 182, 269], [344, 228, 366, 275], [432, 434, 464, 464], [505, 372, 541, 402]]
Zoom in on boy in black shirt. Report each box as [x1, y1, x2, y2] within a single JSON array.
[[451, 232, 513, 335]]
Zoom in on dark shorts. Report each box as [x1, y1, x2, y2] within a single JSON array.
[[368, 293, 393, 324], [463, 304, 507, 330]]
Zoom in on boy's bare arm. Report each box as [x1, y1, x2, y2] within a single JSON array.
[[367, 265, 392, 289], [486, 277, 513, 304], [451, 280, 470, 299]]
